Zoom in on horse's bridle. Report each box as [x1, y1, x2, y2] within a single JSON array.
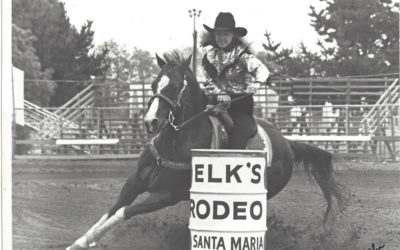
[[147, 73, 189, 131], [147, 70, 254, 132]]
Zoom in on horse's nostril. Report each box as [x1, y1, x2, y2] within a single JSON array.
[[151, 119, 158, 130], [145, 118, 158, 134]]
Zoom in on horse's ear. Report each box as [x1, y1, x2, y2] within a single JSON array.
[[156, 53, 166, 68], [183, 55, 192, 69]]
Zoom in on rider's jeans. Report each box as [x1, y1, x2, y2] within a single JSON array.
[[227, 95, 256, 149]]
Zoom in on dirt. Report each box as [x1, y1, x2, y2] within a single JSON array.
[[12, 159, 400, 250]]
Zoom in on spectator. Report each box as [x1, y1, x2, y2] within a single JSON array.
[[287, 96, 305, 135]]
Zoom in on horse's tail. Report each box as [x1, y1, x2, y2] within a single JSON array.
[[288, 140, 347, 224]]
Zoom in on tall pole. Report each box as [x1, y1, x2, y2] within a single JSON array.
[[188, 9, 201, 79]]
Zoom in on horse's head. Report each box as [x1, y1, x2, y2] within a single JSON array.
[[144, 52, 193, 135]]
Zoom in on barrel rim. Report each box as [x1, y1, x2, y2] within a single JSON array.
[[189, 190, 268, 195], [191, 149, 267, 153], [188, 227, 268, 232]]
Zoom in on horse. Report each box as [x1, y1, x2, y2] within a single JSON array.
[[67, 52, 346, 250]]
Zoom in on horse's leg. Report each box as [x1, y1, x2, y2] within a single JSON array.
[[107, 170, 149, 216], [67, 167, 151, 250], [70, 189, 186, 250], [124, 189, 187, 218]]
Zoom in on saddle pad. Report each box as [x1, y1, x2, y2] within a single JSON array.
[[208, 116, 273, 167], [246, 124, 273, 167]]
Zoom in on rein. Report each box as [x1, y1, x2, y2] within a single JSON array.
[[174, 93, 252, 130], [148, 71, 253, 131], [147, 68, 253, 171]]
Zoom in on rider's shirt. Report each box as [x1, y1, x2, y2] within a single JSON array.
[[202, 45, 270, 94]]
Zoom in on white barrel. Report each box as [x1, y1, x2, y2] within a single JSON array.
[[189, 149, 267, 250]]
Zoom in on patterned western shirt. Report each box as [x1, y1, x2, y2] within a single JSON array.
[[202, 45, 270, 94]]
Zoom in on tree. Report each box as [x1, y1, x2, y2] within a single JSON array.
[[309, 0, 399, 76], [261, 0, 399, 78], [261, 32, 325, 77], [95, 41, 157, 110], [131, 48, 158, 83], [48, 21, 109, 106], [12, 24, 56, 106], [12, 24, 58, 154], [98, 40, 157, 83], [12, 0, 109, 106]]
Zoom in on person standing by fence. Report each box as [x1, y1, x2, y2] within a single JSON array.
[[287, 95, 309, 135]]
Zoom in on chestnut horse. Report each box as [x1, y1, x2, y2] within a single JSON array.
[[67, 52, 345, 250]]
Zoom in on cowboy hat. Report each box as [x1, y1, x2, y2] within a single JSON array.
[[203, 12, 247, 37]]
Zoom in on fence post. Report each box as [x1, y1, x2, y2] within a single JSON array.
[[265, 86, 268, 119], [345, 104, 350, 153], [12, 117, 16, 160], [59, 116, 66, 154], [384, 77, 388, 90], [142, 81, 146, 109], [97, 107, 101, 154], [39, 123, 44, 155], [363, 118, 368, 153], [376, 106, 382, 160], [346, 77, 351, 153], [308, 80, 312, 106], [309, 80, 313, 133], [79, 118, 84, 154], [390, 111, 396, 160]]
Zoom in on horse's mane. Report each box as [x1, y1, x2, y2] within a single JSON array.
[[161, 50, 205, 110], [162, 50, 188, 67], [161, 50, 196, 81]]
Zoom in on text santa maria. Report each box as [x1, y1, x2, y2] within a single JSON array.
[[192, 233, 264, 250]]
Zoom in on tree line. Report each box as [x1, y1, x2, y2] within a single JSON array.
[[12, 0, 399, 107], [260, 0, 399, 78]]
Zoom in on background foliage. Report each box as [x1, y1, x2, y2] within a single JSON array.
[[261, 0, 399, 77]]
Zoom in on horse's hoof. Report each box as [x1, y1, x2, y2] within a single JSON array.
[[89, 241, 98, 248], [66, 245, 87, 250], [66, 236, 90, 250]]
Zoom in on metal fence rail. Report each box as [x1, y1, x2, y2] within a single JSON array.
[[15, 77, 400, 160], [15, 103, 399, 159]]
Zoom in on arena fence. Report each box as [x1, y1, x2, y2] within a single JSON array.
[[14, 103, 399, 160], [14, 77, 399, 160]]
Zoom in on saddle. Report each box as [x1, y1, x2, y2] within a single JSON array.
[[205, 104, 234, 133], [147, 116, 274, 191], [209, 115, 273, 167]]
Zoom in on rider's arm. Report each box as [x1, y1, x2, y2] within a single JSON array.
[[242, 54, 270, 92], [202, 74, 225, 95]]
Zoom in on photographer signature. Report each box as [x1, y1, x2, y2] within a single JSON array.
[[368, 243, 385, 250]]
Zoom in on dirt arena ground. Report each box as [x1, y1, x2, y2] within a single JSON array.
[[12, 159, 399, 250]]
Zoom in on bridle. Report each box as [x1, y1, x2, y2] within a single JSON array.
[[146, 67, 253, 171], [147, 69, 254, 132], [147, 73, 189, 131]]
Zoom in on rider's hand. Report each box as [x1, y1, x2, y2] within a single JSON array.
[[217, 94, 231, 105], [246, 85, 258, 94]]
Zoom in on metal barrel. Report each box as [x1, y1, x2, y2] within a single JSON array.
[[189, 149, 267, 250]]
